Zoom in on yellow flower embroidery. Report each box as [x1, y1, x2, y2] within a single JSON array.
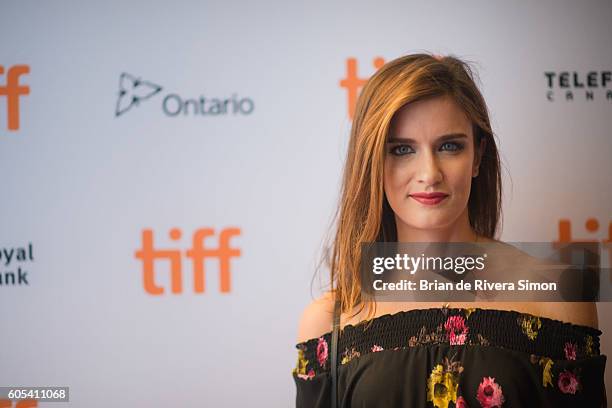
[[427, 357, 463, 408], [292, 349, 309, 376], [585, 335, 594, 357], [518, 314, 541, 340], [340, 347, 360, 365], [530, 354, 555, 388], [464, 307, 475, 319], [540, 357, 554, 388]]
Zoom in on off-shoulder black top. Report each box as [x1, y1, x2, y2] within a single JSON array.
[[292, 306, 607, 407]]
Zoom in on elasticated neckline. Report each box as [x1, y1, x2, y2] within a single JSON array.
[[295, 307, 602, 376]]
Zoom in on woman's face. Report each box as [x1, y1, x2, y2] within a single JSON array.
[[384, 95, 483, 234]]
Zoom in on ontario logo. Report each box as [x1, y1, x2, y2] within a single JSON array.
[[115, 73, 162, 117], [115, 72, 255, 118]]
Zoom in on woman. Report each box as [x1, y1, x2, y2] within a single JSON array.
[[292, 54, 606, 407]]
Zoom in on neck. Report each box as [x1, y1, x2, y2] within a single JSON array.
[[395, 207, 479, 243]]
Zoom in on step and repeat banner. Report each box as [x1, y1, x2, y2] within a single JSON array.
[[1, 0, 611, 406]]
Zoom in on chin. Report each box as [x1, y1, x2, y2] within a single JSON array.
[[400, 215, 457, 231]]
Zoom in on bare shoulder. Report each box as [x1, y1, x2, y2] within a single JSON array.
[[538, 302, 599, 330], [296, 291, 335, 344]]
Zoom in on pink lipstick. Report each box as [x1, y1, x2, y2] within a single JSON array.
[[409, 192, 449, 205]]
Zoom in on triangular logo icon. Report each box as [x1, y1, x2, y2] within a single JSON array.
[[115, 73, 163, 117]]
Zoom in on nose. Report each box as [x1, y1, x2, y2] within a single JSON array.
[[416, 150, 443, 186]]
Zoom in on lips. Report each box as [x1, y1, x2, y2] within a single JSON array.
[[409, 192, 449, 205]]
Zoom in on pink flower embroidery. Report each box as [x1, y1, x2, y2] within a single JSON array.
[[476, 376, 505, 407], [456, 396, 468, 408], [317, 337, 329, 367], [371, 344, 384, 352], [444, 315, 469, 345], [558, 370, 580, 394], [564, 342, 577, 360], [297, 369, 315, 380]]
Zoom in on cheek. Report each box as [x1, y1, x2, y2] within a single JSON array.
[[383, 160, 406, 201], [446, 159, 474, 196]]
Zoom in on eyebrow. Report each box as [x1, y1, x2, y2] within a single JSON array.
[[387, 133, 468, 143]]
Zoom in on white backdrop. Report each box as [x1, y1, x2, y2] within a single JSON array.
[[1, 0, 611, 406]]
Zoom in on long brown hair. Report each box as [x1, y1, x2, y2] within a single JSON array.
[[322, 53, 503, 321]]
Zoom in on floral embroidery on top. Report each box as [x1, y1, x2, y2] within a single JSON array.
[[293, 348, 315, 380], [341, 347, 360, 365], [292, 305, 602, 402], [409, 324, 446, 346], [408, 317, 488, 348], [444, 315, 469, 345], [558, 369, 581, 394], [455, 396, 468, 408], [427, 354, 464, 408], [564, 342, 577, 360], [518, 314, 541, 340], [530, 354, 555, 388], [298, 369, 315, 380], [530, 349, 585, 395], [585, 334, 594, 357], [316, 336, 328, 368], [476, 376, 505, 407]]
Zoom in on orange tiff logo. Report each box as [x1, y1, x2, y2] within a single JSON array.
[[134, 227, 241, 295], [0, 65, 30, 131], [554, 218, 612, 265], [339, 57, 385, 119], [0, 401, 37, 407]]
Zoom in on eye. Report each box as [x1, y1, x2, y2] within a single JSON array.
[[440, 141, 464, 152], [389, 144, 414, 156]]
